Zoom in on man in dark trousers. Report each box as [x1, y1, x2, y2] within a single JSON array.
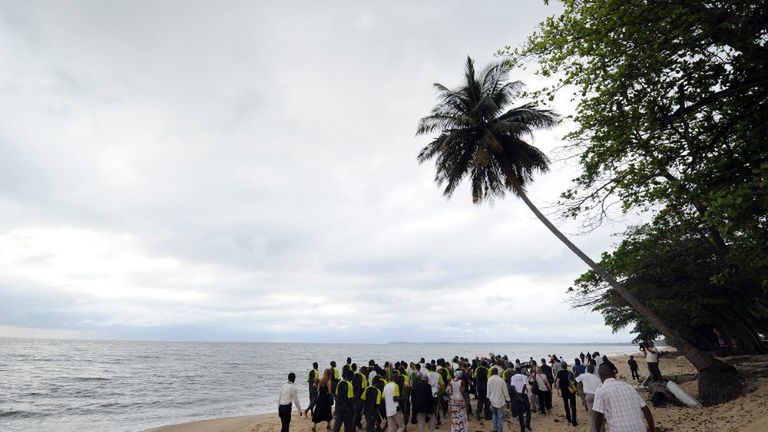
[[641, 340, 663, 382], [352, 365, 367, 430], [307, 362, 320, 414], [361, 376, 384, 432], [333, 368, 355, 432], [411, 373, 435, 431], [540, 358, 554, 409], [278, 372, 302, 432], [628, 355, 640, 381], [510, 368, 532, 432], [473, 360, 492, 420]]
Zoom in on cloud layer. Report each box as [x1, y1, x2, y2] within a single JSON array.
[[0, 0, 631, 342]]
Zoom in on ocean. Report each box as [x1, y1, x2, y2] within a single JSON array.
[[0, 338, 637, 432]]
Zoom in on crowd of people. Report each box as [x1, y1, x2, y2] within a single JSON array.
[[277, 345, 663, 432]]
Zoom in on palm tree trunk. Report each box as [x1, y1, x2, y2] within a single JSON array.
[[517, 190, 740, 404]]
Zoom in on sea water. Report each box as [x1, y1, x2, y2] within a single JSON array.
[[0, 338, 637, 432]]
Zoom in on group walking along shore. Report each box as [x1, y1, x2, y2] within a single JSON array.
[[150, 347, 768, 432], [278, 346, 662, 432]]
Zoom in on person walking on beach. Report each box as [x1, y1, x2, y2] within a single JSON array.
[[601, 355, 619, 376], [556, 362, 578, 426], [331, 361, 341, 392], [576, 364, 603, 432], [395, 367, 411, 431], [552, 359, 563, 398], [308, 362, 320, 414], [446, 370, 469, 432], [640, 340, 662, 382], [343, 357, 353, 378], [278, 372, 302, 432], [592, 352, 603, 374], [353, 365, 368, 430], [628, 356, 640, 381], [573, 358, 586, 377], [487, 367, 510, 432], [534, 366, 551, 415], [333, 369, 355, 432], [362, 376, 384, 432], [510, 368, 532, 432], [312, 369, 334, 432], [473, 361, 491, 421], [383, 371, 402, 432], [593, 364, 655, 432], [539, 359, 553, 409], [412, 373, 435, 432]]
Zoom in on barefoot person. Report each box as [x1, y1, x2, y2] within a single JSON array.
[[593, 364, 655, 432], [278, 372, 302, 432]]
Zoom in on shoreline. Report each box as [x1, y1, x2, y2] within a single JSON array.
[[145, 350, 768, 432]]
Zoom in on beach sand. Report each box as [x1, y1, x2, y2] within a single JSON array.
[[150, 352, 768, 432]]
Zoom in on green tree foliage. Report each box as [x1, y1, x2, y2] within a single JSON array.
[[570, 220, 768, 354], [416, 57, 558, 201], [500, 0, 768, 350]]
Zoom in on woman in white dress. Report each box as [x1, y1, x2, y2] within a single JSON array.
[[446, 370, 468, 432]]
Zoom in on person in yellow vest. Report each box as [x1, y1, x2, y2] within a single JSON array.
[[352, 365, 368, 430], [473, 361, 491, 421], [333, 368, 355, 432], [330, 361, 340, 393], [362, 376, 384, 432], [342, 357, 353, 377], [396, 366, 411, 430], [306, 362, 320, 416]]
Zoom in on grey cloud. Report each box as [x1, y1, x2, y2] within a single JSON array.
[[0, 0, 634, 343]]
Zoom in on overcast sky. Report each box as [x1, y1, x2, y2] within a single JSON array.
[[0, 0, 632, 343]]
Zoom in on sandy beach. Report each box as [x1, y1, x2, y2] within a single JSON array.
[[150, 352, 768, 432]]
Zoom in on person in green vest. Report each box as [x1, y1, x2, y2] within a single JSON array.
[[333, 368, 355, 432], [342, 357, 353, 377], [305, 362, 320, 416], [352, 365, 368, 430], [330, 361, 340, 393], [473, 360, 492, 421], [362, 376, 384, 432]]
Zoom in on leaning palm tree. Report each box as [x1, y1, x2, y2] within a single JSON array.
[[417, 57, 739, 405]]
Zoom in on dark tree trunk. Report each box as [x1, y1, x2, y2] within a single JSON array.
[[517, 190, 741, 405]]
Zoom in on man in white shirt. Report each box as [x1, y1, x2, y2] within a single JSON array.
[[593, 364, 655, 432], [510, 369, 532, 432], [426, 366, 440, 398], [278, 372, 302, 432], [576, 364, 603, 432], [487, 368, 510, 432], [641, 340, 662, 382], [593, 352, 603, 377], [383, 372, 401, 432]]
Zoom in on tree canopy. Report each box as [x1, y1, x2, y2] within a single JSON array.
[[503, 0, 768, 351]]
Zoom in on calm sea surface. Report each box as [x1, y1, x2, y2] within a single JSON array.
[[0, 338, 637, 432]]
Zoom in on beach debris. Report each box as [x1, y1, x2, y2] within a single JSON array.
[[667, 380, 703, 408]]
